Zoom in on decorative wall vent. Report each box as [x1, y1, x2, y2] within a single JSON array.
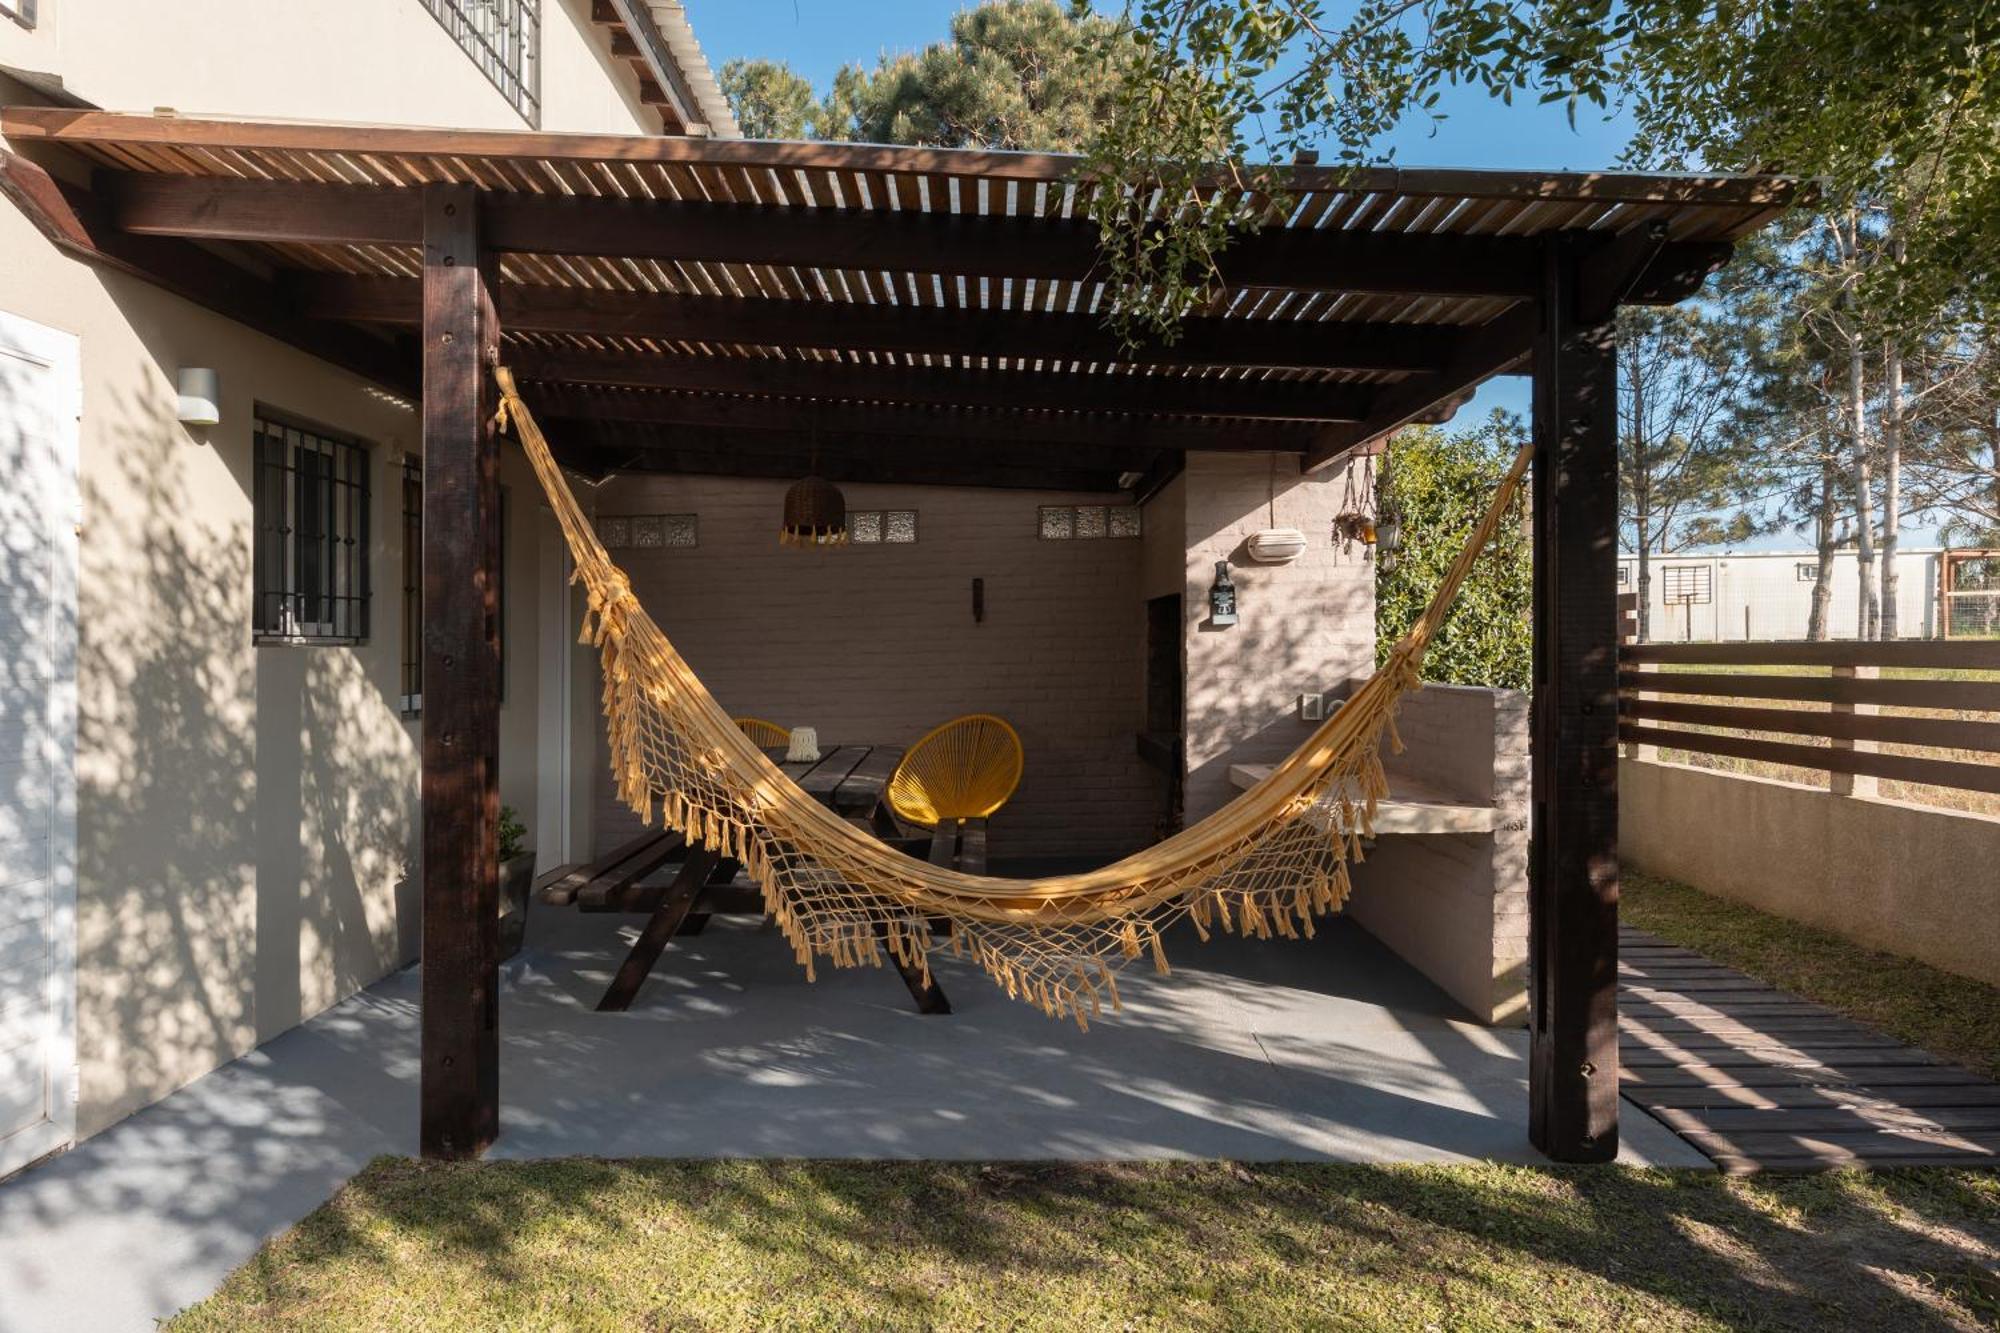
[[598, 513, 697, 549], [1039, 504, 1141, 539], [850, 510, 918, 543]]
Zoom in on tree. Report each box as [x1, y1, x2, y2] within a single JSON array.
[[723, 2, 1130, 152], [719, 59, 818, 140], [1617, 303, 1760, 641], [1376, 415, 1532, 691], [1083, 2, 2000, 345]]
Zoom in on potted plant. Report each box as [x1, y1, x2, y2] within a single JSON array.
[[498, 805, 535, 960]]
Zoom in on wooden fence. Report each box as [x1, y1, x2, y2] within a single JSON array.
[[1615, 612, 2000, 800]]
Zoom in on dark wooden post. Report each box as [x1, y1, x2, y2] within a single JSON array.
[[1527, 232, 1622, 1162], [419, 182, 503, 1159]]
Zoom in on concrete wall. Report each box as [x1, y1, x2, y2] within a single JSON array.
[[1621, 757, 2000, 987], [592, 474, 1159, 860], [0, 0, 653, 135], [1177, 451, 1376, 821], [1350, 685, 1530, 1024], [0, 0, 658, 1137]]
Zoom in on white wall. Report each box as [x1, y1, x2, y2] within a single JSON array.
[[1620, 548, 1943, 642], [0, 0, 653, 135]]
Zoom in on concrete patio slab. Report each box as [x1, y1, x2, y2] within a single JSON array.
[[0, 908, 1705, 1331]]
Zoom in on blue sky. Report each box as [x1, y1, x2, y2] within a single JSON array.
[[684, 3, 1908, 551]]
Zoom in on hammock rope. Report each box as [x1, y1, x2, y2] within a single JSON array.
[[494, 367, 1533, 1026]]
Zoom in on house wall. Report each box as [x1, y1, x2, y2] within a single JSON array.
[[592, 474, 1159, 860], [0, 0, 653, 136], [1178, 451, 1377, 822], [1617, 548, 1944, 642], [0, 0, 660, 1138]]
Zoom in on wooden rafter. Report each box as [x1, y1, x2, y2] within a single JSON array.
[[505, 346, 1376, 422], [290, 272, 1459, 373]]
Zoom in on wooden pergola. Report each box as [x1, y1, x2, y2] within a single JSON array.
[[0, 109, 1797, 1163]]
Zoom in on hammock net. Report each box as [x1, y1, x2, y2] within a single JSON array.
[[495, 368, 1532, 1027]]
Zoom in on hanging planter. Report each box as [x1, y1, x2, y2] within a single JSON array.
[[1333, 454, 1380, 559]]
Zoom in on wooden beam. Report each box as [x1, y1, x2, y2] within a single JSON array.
[[1527, 233, 1621, 1164], [419, 182, 503, 1161], [512, 384, 1336, 453], [289, 272, 1456, 373], [545, 415, 1162, 471], [7, 109, 1801, 209], [1302, 305, 1538, 469], [110, 176, 1562, 298], [0, 149, 414, 394], [555, 420, 1131, 492], [507, 347, 1372, 421]]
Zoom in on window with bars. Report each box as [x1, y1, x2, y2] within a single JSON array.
[[401, 466, 507, 715], [253, 413, 370, 643], [421, 0, 540, 125]]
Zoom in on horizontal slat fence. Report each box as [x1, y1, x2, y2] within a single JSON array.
[[1616, 631, 2000, 802]]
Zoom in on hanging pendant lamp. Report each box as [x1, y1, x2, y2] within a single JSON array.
[[780, 422, 848, 547]]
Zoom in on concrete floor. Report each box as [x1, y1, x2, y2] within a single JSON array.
[[0, 907, 1706, 1331]]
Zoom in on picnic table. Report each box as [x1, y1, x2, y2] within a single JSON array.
[[546, 745, 959, 1015]]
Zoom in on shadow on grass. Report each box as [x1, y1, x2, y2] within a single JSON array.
[[172, 1156, 2000, 1331]]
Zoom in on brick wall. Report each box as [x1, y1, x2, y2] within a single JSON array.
[[1177, 451, 1378, 821], [591, 474, 1159, 859]]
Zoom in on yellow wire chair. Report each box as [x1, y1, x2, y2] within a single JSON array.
[[887, 714, 1024, 828], [735, 717, 791, 750]]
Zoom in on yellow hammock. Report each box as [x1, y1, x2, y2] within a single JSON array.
[[495, 367, 1531, 1028]]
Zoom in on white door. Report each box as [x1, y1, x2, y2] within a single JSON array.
[[0, 311, 79, 1177]]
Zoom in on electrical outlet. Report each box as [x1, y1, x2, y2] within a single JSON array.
[[1300, 692, 1324, 722]]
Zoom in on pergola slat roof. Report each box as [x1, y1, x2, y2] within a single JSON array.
[[0, 109, 1799, 488]]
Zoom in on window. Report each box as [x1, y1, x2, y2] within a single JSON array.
[[1617, 565, 1631, 586], [0, 1, 36, 30], [421, 0, 540, 125], [1659, 564, 1712, 605], [402, 466, 507, 713], [1796, 562, 1819, 583], [1038, 505, 1141, 539], [254, 413, 370, 643]]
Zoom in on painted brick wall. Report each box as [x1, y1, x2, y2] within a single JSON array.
[[1178, 451, 1378, 821], [591, 474, 1159, 858]]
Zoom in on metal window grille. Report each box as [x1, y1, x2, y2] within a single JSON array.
[[1796, 562, 1818, 582], [1660, 564, 1712, 605], [401, 459, 423, 713], [254, 413, 371, 643], [420, 0, 540, 125]]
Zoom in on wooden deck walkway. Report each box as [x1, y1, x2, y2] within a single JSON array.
[[1617, 926, 2000, 1174]]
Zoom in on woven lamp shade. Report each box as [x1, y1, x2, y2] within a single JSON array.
[[780, 474, 849, 547]]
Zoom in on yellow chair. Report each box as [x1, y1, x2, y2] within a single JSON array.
[[735, 717, 791, 749], [887, 713, 1024, 828]]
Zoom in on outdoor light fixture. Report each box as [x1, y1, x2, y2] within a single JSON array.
[[780, 426, 848, 546], [1208, 559, 1239, 626], [176, 367, 220, 426]]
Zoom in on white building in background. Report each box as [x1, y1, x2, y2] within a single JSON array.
[[1617, 547, 1948, 642]]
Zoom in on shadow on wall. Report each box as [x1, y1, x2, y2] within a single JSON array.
[[69, 370, 417, 1136]]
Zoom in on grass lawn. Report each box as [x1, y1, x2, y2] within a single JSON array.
[[1622, 871, 2000, 1080], [167, 1157, 2000, 1331]]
